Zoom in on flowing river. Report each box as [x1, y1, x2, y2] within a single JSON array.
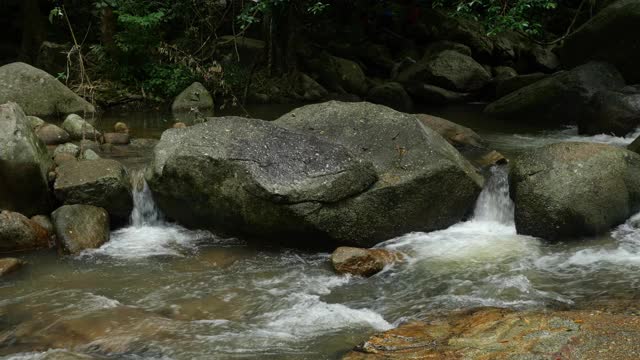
[[3, 107, 640, 359]]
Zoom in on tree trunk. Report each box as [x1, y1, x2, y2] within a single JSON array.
[[20, 0, 46, 63]]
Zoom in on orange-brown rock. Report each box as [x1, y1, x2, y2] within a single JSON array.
[[173, 122, 187, 129], [0, 258, 25, 276], [344, 306, 640, 360], [417, 114, 486, 150], [331, 247, 403, 277]]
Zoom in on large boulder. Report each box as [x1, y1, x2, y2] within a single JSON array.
[[147, 102, 483, 247], [54, 159, 133, 220], [146, 116, 378, 245], [578, 89, 640, 136], [495, 73, 548, 98], [366, 82, 413, 112], [52, 205, 110, 254], [485, 62, 625, 126], [509, 142, 640, 240], [275, 101, 484, 245], [0, 210, 50, 252], [171, 82, 214, 113], [557, 0, 640, 83], [0, 102, 53, 217], [0, 62, 94, 117], [61, 114, 100, 140], [398, 50, 491, 92]]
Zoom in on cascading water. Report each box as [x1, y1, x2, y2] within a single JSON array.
[[129, 170, 162, 226], [472, 165, 515, 225]]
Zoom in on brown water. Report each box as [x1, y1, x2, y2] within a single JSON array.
[[4, 105, 640, 359]]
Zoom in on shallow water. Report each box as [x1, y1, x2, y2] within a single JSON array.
[[5, 105, 640, 359]]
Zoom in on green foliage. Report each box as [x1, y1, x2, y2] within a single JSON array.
[[434, 0, 558, 36], [238, 0, 329, 29], [142, 63, 196, 98]]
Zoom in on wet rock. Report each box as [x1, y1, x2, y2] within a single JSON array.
[[31, 215, 55, 246], [0, 102, 54, 217], [103, 132, 130, 145], [475, 150, 508, 168], [579, 89, 640, 136], [54, 159, 133, 220], [6, 306, 173, 355], [398, 50, 491, 92], [53, 153, 78, 166], [171, 82, 214, 113], [416, 114, 486, 150], [52, 204, 110, 254], [275, 101, 483, 246], [81, 149, 101, 160], [495, 72, 549, 98], [558, 0, 640, 83], [146, 115, 378, 246], [114, 121, 129, 134], [61, 114, 100, 141], [510, 142, 640, 240], [486, 62, 625, 126], [0, 258, 25, 276], [36, 123, 71, 145], [366, 82, 413, 112], [27, 115, 45, 129], [40, 350, 96, 360], [331, 247, 402, 277], [0, 210, 50, 252], [405, 83, 471, 105], [0, 62, 94, 117], [345, 306, 640, 360]]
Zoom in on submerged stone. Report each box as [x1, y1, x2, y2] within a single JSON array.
[[331, 247, 403, 277]]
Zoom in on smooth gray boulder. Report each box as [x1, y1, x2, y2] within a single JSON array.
[[52, 205, 110, 254], [509, 142, 640, 240], [495, 73, 548, 98], [557, 0, 640, 83], [146, 116, 377, 245], [275, 101, 484, 245], [0, 62, 94, 117], [398, 50, 491, 92], [485, 62, 625, 126], [171, 82, 214, 113], [578, 89, 640, 136], [0, 102, 53, 216], [61, 114, 100, 140], [54, 159, 132, 220], [0, 210, 50, 252]]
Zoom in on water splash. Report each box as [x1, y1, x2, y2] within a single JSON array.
[[129, 170, 162, 227], [472, 165, 514, 225]]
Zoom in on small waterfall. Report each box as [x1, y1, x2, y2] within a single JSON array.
[[472, 165, 515, 225], [129, 170, 162, 227]]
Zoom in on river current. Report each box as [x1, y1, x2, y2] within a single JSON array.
[[3, 109, 640, 359]]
